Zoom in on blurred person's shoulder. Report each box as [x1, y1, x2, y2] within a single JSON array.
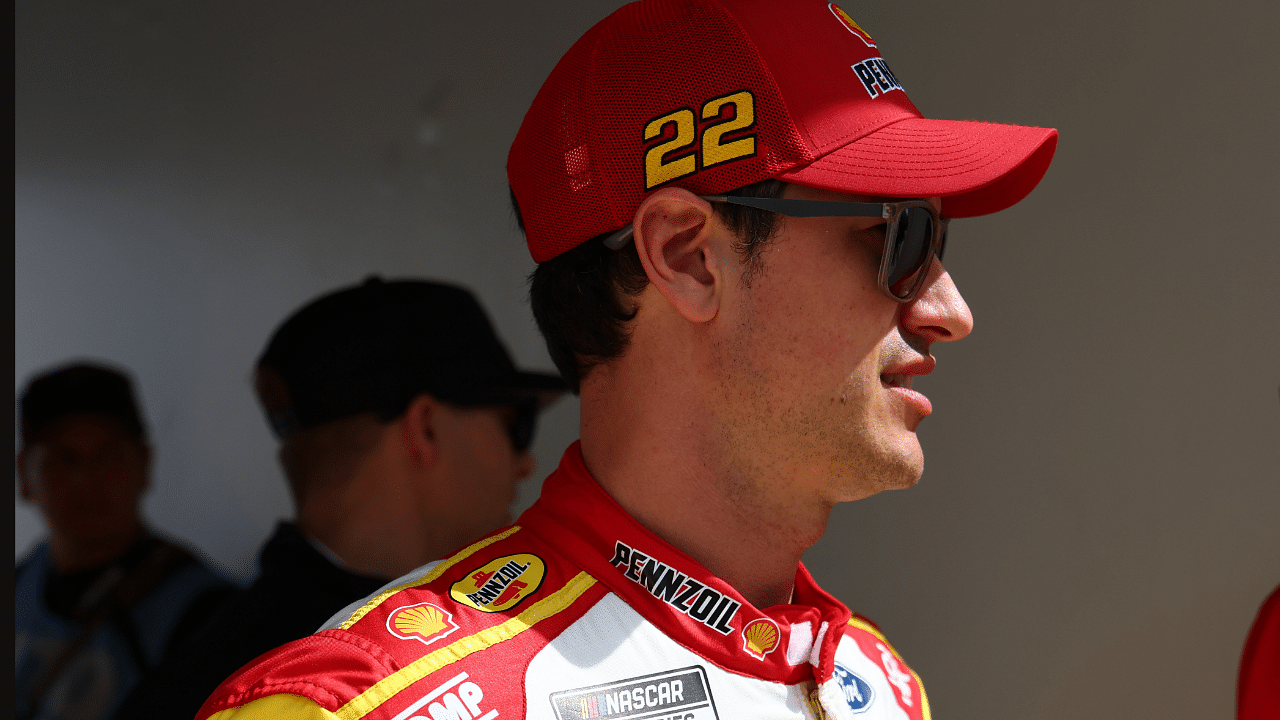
[[14, 541, 47, 583]]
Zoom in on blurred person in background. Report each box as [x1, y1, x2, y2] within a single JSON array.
[[113, 276, 565, 720], [15, 362, 234, 720]]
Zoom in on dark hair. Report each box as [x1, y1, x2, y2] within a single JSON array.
[[18, 362, 148, 447], [518, 179, 786, 393]]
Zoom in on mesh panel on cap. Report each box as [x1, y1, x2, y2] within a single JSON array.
[[510, 0, 809, 262]]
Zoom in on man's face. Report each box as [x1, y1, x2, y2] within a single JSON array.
[[429, 404, 536, 549], [17, 413, 150, 549], [708, 183, 973, 509]]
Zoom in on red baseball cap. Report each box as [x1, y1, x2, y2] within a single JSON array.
[[508, 0, 1059, 263]]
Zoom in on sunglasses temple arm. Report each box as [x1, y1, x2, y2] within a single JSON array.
[[603, 225, 635, 250], [601, 196, 896, 251], [699, 196, 885, 218]]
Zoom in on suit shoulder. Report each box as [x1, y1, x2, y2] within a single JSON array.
[[202, 525, 608, 719], [330, 525, 590, 630], [840, 614, 930, 719], [196, 631, 397, 719]]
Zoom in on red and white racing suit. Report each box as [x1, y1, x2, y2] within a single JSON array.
[[198, 442, 931, 720]]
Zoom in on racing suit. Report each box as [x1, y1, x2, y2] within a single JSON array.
[[198, 442, 931, 720]]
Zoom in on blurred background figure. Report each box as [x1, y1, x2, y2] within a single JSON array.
[[15, 362, 234, 720], [113, 276, 565, 720]]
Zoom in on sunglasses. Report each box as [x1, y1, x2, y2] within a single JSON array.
[[603, 195, 948, 302]]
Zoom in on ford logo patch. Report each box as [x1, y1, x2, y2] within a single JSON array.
[[833, 663, 875, 713]]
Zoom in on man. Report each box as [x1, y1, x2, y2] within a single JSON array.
[[113, 277, 565, 720], [15, 362, 233, 720], [199, 2, 1057, 718]]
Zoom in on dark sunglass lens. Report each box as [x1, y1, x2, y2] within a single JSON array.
[[508, 403, 538, 453], [886, 207, 934, 297]]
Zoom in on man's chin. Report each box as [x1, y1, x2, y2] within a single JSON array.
[[873, 436, 925, 492]]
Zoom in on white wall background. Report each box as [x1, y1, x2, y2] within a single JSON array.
[[15, 1, 1280, 718]]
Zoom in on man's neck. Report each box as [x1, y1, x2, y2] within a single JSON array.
[[597, 466, 812, 609], [580, 365, 827, 610], [297, 440, 453, 581], [298, 484, 418, 581]]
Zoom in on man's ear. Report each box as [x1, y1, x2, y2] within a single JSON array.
[[398, 394, 441, 469], [631, 187, 725, 323]]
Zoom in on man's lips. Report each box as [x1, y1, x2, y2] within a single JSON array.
[[880, 358, 936, 416], [880, 357, 936, 388]]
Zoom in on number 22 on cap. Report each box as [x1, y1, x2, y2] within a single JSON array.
[[644, 90, 757, 189]]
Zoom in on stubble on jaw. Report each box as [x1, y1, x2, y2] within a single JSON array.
[[706, 318, 920, 543], [702, 366, 922, 569]]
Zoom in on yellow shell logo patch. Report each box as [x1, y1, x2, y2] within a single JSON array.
[[828, 3, 877, 47], [450, 553, 547, 613], [742, 618, 781, 660], [386, 602, 460, 646]]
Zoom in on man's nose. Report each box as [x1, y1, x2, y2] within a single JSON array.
[[901, 262, 973, 344]]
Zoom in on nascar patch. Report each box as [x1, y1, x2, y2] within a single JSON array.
[[549, 666, 719, 720], [450, 553, 546, 613]]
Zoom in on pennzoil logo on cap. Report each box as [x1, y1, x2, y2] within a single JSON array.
[[387, 602, 460, 646], [450, 553, 547, 613], [741, 617, 781, 660], [829, 4, 876, 47], [851, 57, 904, 99]]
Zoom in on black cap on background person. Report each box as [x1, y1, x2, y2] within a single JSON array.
[[255, 275, 565, 443], [112, 276, 566, 720], [20, 364, 147, 449], [16, 362, 233, 720]]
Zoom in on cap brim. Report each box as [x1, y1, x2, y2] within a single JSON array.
[[779, 118, 1058, 218]]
